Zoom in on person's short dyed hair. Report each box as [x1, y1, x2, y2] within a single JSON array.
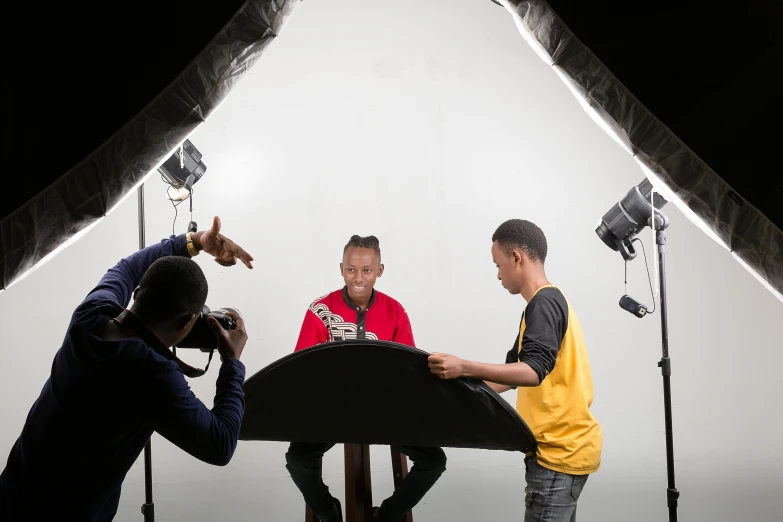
[[133, 257, 208, 322], [344, 235, 381, 262], [492, 219, 548, 263]]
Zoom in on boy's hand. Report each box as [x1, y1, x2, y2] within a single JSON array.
[[428, 352, 467, 380]]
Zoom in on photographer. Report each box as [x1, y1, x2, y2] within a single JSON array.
[[0, 216, 253, 522]]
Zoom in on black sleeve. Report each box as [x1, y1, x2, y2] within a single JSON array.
[[146, 359, 247, 467], [517, 287, 569, 384], [505, 334, 520, 364], [503, 316, 523, 390]]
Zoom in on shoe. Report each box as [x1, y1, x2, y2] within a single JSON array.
[[320, 498, 343, 522]]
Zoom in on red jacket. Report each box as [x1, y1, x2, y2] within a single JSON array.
[[294, 287, 415, 351]]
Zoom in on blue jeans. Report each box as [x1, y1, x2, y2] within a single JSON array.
[[524, 456, 589, 522]]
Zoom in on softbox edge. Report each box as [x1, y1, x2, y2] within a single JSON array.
[[499, 0, 783, 302], [0, 0, 300, 291]]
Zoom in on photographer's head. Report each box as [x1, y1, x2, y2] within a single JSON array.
[[131, 257, 209, 347], [491, 219, 548, 297]]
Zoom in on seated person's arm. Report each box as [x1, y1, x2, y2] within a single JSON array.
[[144, 314, 248, 466], [293, 307, 330, 351], [392, 307, 415, 347]]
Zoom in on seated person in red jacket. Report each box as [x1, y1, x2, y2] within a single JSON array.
[[286, 235, 446, 522]]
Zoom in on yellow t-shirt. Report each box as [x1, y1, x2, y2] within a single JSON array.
[[509, 285, 602, 475]]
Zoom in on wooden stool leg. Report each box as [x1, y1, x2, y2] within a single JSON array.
[[390, 448, 413, 522], [344, 443, 373, 522]]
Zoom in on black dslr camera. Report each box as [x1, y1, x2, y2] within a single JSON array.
[[175, 306, 240, 352]]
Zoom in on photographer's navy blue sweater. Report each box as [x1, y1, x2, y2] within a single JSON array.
[[0, 234, 246, 522]]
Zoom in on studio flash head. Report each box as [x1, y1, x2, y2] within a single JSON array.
[[595, 178, 668, 260]]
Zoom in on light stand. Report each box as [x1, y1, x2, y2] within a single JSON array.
[[136, 140, 203, 521], [651, 211, 679, 522], [138, 183, 155, 522], [596, 177, 680, 521]]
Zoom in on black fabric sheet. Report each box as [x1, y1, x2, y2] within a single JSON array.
[[498, 0, 783, 298], [0, 0, 298, 290], [239, 341, 537, 453]]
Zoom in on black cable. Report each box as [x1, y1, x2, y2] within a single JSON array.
[[624, 258, 628, 295], [172, 202, 178, 236], [162, 173, 188, 236], [632, 237, 657, 313], [167, 192, 186, 236]]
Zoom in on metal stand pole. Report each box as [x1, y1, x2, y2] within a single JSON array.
[[654, 216, 679, 522], [138, 184, 155, 522]]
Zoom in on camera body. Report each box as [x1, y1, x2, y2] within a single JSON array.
[[175, 306, 239, 352]]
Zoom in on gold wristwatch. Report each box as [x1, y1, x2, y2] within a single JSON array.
[[185, 232, 199, 257]]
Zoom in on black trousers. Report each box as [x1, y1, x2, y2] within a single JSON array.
[[285, 442, 447, 522]]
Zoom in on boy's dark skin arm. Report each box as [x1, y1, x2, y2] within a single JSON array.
[[486, 382, 513, 394], [427, 353, 540, 388], [430, 234, 560, 393]]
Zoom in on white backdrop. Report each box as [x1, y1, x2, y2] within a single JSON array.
[[2, 1, 782, 521]]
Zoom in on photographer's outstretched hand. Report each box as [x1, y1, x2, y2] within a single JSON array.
[[208, 311, 248, 361], [194, 216, 254, 269]]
